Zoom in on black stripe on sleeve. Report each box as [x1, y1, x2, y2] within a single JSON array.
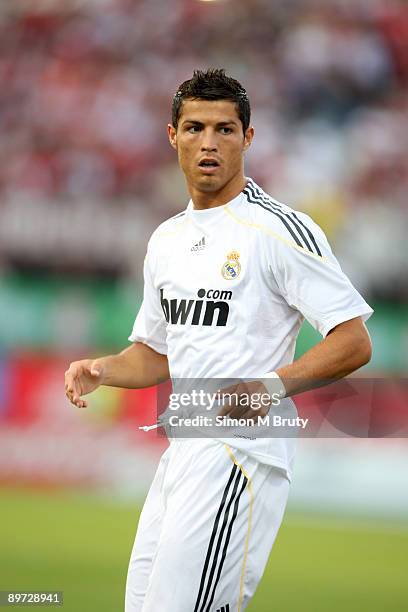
[[244, 184, 304, 249], [249, 182, 316, 254], [289, 212, 322, 257], [247, 180, 323, 256]]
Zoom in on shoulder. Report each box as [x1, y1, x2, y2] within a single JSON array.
[[242, 179, 325, 258], [148, 209, 188, 249]]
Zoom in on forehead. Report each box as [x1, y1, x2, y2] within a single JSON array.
[[178, 99, 241, 125]]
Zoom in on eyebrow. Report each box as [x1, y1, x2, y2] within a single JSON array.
[[182, 119, 238, 127]]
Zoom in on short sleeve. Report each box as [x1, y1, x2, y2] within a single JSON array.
[[128, 245, 168, 354], [269, 214, 373, 337]]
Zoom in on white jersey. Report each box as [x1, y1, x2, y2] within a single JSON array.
[[129, 178, 373, 479]]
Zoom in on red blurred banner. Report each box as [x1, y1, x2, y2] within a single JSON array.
[[0, 353, 166, 490]]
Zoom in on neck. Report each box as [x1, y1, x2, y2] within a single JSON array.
[[188, 172, 247, 210]]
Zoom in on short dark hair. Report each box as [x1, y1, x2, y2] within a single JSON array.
[[172, 68, 251, 134]]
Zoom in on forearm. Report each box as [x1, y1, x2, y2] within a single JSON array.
[[99, 342, 169, 389], [276, 317, 372, 397]]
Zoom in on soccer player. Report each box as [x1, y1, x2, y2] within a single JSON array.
[[65, 69, 373, 612]]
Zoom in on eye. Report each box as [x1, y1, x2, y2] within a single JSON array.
[[220, 127, 233, 135], [187, 125, 201, 133]]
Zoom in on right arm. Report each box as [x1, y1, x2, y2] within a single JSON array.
[[65, 342, 169, 408]]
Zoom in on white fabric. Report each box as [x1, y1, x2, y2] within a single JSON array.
[[129, 178, 373, 480], [263, 371, 287, 399], [125, 438, 290, 612]]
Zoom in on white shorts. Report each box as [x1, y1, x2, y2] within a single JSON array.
[[125, 438, 290, 612]]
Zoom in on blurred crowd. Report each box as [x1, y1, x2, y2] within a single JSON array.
[[0, 0, 407, 299]]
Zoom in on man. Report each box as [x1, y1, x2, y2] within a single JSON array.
[[65, 69, 373, 611]]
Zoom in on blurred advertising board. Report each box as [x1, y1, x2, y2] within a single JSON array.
[[1, 354, 407, 518], [0, 353, 166, 494], [0, 274, 407, 371]]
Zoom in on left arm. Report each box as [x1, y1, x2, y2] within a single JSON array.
[[217, 316, 372, 420], [219, 212, 374, 419], [276, 316, 372, 397]]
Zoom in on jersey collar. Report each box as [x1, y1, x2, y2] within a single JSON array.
[[187, 179, 251, 216]]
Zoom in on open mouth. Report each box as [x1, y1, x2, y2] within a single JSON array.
[[198, 159, 220, 171]]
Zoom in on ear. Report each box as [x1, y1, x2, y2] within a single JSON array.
[[243, 126, 254, 151], [167, 124, 177, 150]]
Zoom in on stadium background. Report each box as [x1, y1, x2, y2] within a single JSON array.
[[0, 0, 407, 610]]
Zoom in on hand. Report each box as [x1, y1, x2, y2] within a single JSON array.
[[217, 380, 272, 422], [64, 359, 105, 408]]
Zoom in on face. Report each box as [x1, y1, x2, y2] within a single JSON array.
[[167, 99, 254, 196]]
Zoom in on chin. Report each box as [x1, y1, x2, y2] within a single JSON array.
[[195, 176, 223, 192]]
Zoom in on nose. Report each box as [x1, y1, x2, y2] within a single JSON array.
[[200, 128, 218, 152]]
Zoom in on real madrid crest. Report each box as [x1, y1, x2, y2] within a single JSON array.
[[221, 250, 241, 280]]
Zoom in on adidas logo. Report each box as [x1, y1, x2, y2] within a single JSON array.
[[191, 236, 206, 252], [216, 605, 230, 612]]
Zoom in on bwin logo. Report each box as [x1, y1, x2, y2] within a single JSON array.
[[160, 288, 232, 327]]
